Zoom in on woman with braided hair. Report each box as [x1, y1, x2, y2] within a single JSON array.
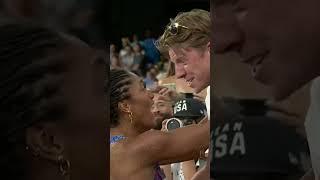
[[0, 19, 107, 179], [110, 69, 210, 180]]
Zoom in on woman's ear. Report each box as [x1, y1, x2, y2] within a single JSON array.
[[118, 102, 131, 113], [26, 122, 65, 163]]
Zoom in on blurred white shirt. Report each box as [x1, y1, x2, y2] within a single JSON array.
[[171, 163, 185, 180], [205, 86, 210, 120], [305, 76, 320, 180]]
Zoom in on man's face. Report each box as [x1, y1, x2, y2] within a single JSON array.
[[212, 0, 320, 100], [169, 46, 210, 93], [151, 94, 173, 130]]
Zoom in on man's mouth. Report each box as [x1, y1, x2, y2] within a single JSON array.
[[240, 52, 269, 78], [186, 78, 195, 87], [241, 52, 269, 65]]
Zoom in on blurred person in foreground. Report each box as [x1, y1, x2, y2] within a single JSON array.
[[0, 19, 107, 179], [212, 98, 310, 180], [156, 9, 211, 180], [212, 0, 320, 179], [109, 69, 209, 180]]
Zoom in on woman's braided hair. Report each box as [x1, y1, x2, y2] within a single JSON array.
[[110, 69, 134, 128], [0, 19, 73, 178]]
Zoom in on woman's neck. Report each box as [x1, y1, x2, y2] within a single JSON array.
[[27, 159, 63, 180], [110, 121, 142, 138]]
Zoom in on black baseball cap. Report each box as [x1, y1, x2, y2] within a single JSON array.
[[211, 116, 309, 176], [173, 97, 207, 120]]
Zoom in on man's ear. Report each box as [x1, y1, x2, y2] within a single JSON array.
[[26, 122, 65, 163], [118, 102, 131, 113], [207, 41, 211, 54]]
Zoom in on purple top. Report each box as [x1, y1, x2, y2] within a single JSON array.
[[110, 135, 165, 180], [154, 164, 165, 180]]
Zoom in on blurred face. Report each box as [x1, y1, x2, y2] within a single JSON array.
[[111, 56, 119, 67], [169, 46, 210, 93], [151, 94, 173, 130], [212, 0, 320, 100], [60, 40, 106, 179], [133, 34, 138, 41], [126, 74, 156, 131], [122, 37, 129, 47], [150, 68, 157, 77], [125, 46, 132, 54], [163, 62, 169, 71], [110, 44, 116, 53], [133, 44, 141, 53]]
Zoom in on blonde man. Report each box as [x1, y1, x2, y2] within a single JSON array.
[[156, 9, 211, 180]]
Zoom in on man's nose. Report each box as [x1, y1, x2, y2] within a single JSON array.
[[212, 4, 244, 53], [175, 64, 186, 79]]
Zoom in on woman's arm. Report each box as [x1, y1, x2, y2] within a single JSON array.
[[131, 117, 209, 166]]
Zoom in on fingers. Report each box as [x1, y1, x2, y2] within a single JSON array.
[[199, 115, 209, 124], [150, 85, 170, 95], [161, 119, 168, 132], [151, 85, 179, 101], [149, 85, 164, 93], [158, 87, 169, 95], [157, 94, 171, 102]]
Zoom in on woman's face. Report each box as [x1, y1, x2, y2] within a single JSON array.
[[58, 40, 107, 179], [125, 74, 156, 131], [111, 55, 119, 66]]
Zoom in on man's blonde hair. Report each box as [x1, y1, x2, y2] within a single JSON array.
[[156, 9, 211, 58]]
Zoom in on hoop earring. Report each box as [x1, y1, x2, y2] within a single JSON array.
[[26, 146, 40, 157], [58, 155, 71, 176], [128, 111, 134, 124]]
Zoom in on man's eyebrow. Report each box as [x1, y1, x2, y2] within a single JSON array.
[[155, 101, 166, 104], [139, 79, 143, 83], [175, 56, 185, 63]]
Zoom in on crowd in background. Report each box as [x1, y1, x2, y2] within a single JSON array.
[[110, 31, 170, 89]]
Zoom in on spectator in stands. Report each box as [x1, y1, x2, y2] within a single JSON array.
[[120, 45, 134, 70], [152, 93, 174, 130], [144, 66, 159, 90], [131, 33, 142, 48], [121, 37, 130, 48], [142, 29, 160, 65], [110, 44, 116, 56], [0, 20, 107, 179], [131, 43, 144, 75], [111, 54, 122, 69]]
